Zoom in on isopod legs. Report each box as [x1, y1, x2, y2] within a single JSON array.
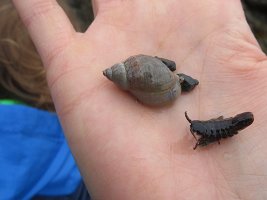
[[193, 142, 199, 150], [190, 128, 197, 141]]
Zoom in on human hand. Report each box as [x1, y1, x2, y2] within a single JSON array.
[[13, 0, 267, 199]]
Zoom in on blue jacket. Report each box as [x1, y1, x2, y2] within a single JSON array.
[[0, 104, 82, 200]]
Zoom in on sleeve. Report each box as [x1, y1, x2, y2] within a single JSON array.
[[0, 105, 82, 200]]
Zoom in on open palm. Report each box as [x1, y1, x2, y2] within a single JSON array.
[[13, 0, 267, 199]]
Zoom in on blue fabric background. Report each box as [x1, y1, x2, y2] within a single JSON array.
[[0, 105, 81, 200]]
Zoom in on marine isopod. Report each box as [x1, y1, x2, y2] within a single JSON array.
[[185, 112, 254, 149]]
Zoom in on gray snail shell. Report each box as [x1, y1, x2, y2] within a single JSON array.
[[103, 54, 183, 106]]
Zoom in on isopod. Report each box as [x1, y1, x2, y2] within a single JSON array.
[[185, 112, 254, 149]]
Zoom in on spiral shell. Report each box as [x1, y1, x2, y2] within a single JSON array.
[[103, 54, 183, 106]]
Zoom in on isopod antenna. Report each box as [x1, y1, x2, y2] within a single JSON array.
[[185, 111, 192, 123]]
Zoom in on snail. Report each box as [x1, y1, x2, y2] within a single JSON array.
[[103, 54, 199, 106]]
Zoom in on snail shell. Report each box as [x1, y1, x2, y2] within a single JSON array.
[[103, 54, 182, 106]]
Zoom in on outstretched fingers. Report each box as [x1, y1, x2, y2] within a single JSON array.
[[12, 0, 75, 67]]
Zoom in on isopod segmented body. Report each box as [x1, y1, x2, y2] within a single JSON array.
[[185, 112, 254, 149]]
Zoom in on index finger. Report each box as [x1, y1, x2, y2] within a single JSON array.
[[12, 0, 75, 67]]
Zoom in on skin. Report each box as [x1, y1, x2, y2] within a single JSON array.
[[12, 0, 267, 199]]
